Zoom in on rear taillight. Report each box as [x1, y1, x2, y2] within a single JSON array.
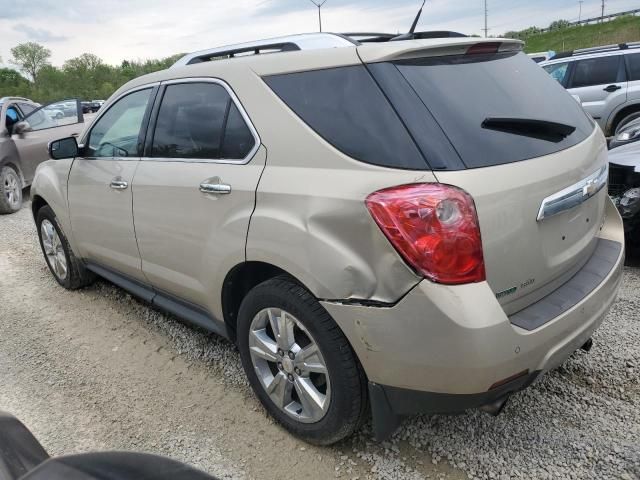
[[365, 184, 485, 285]]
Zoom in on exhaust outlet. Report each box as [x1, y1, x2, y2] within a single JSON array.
[[480, 395, 510, 417]]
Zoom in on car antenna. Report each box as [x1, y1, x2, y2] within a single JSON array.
[[391, 0, 426, 41]]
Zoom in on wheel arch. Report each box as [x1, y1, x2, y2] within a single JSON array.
[[0, 156, 26, 187], [222, 261, 309, 343], [607, 102, 640, 135]]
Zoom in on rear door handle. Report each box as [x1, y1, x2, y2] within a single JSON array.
[[200, 181, 231, 195], [110, 178, 128, 190], [603, 84, 622, 93]]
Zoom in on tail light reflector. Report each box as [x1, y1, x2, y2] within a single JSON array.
[[365, 184, 485, 285]]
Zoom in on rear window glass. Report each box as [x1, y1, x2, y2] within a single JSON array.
[[570, 55, 621, 88], [389, 51, 594, 169], [265, 66, 428, 170]]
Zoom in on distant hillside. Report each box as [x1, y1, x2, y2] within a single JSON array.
[[520, 15, 640, 53]]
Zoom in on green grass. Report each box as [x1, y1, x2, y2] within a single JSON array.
[[523, 15, 640, 53]]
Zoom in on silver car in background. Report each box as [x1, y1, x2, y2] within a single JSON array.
[[540, 42, 640, 136]]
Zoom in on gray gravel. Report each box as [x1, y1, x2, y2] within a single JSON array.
[[1, 200, 639, 480]]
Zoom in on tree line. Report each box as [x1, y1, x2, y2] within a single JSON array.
[[0, 42, 182, 104]]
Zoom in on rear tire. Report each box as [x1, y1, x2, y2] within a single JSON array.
[[237, 276, 368, 445], [614, 110, 640, 135], [0, 166, 23, 214], [36, 205, 95, 290]]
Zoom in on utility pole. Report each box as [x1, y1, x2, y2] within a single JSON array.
[[601, 0, 606, 23], [579, 0, 584, 22], [482, 0, 489, 37], [308, 0, 328, 32]]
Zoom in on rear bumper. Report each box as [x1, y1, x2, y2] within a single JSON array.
[[321, 197, 625, 437]]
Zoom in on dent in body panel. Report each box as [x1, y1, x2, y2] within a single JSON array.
[[247, 164, 427, 303]]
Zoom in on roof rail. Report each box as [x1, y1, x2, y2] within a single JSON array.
[[0, 96, 32, 103], [571, 42, 640, 56], [172, 31, 472, 68], [171, 33, 357, 68]]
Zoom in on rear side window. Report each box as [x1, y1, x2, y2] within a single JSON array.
[[626, 53, 640, 81], [383, 51, 594, 169], [151, 82, 255, 160], [570, 55, 621, 88], [543, 62, 570, 85], [265, 66, 428, 170]]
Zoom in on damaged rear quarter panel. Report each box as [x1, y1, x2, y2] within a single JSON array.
[[246, 162, 435, 303]]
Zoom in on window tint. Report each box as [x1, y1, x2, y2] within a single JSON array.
[[221, 102, 255, 159], [627, 53, 640, 81], [543, 62, 570, 85], [387, 52, 594, 169], [151, 82, 255, 160], [88, 89, 151, 158], [265, 66, 427, 170], [570, 55, 620, 88]]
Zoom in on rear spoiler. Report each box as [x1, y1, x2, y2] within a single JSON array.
[[357, 38, 524, 63]]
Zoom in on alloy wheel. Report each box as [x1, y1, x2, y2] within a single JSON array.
[[249, 308, 331, 423], [41, 219, 68, 281], [4, 170, 20, 210]]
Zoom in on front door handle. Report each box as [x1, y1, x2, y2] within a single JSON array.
[[200, 181, 231, 195], [110, 178, 129, 190], [603, 84, 622, 93]]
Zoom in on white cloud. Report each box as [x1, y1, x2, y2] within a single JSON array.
[[0, 0, 638, 66]]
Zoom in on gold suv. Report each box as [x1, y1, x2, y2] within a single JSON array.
[[31, 33, 625, 444]]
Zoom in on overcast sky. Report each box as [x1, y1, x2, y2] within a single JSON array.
[[1, 0, 639, 66]]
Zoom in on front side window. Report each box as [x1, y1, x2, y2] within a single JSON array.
[[18, 103, 36, 115], [543, 62, 570, 85], [151, 82, 255, 160], [570, 55, 621, 88], [87, 89, 152, 158], [25, 101, 81, 132]]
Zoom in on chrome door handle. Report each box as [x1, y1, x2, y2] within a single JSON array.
[[200, 182, 231, 195], [110, 179, 129, 190]]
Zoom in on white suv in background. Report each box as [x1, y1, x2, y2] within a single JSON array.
[[540, 43, 640, 136]]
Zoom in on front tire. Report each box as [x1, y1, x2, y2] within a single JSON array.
[[0, 166, 23, 214], [237, 276, 367, 445], [36, 206, 95, 290]]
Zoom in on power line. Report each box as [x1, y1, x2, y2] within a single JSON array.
[[482, 0, 489, 37], [579, 0, 584, 22]]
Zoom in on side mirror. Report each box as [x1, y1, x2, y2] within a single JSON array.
[[13, 121, 31, 136], [49, 137, 79, 160]]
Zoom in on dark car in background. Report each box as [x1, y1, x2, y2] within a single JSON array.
[[609, 141, 640, 245]]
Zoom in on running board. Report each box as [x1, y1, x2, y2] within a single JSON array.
[[85, 262, 229, 339]]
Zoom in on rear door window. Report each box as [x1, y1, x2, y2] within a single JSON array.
[[569, 55, 621, 88], [151, 82, 256, 160]]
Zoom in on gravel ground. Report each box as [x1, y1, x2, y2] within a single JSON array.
[[0, 199, 639, 480]]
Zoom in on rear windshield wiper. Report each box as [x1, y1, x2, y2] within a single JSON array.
[[482, 117, 576, 142]]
